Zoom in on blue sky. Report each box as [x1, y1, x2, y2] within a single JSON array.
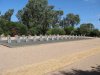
[[0, 0, 100, 29]]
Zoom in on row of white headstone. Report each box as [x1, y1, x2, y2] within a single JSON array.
[[0, 35, 86, 44]]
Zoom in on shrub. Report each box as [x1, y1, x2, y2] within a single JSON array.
[[29, 27, 39, 35], [0, 27, 3, 35], [46, 28, 65, 35], [3, 22, 28, 36], [18, 24, 28, 35], [89, 29, 100, 37], [64, 26, 75, 35]]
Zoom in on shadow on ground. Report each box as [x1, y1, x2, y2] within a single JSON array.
[[59, 65, 100, 75]]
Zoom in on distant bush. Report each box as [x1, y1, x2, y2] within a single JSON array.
[[0, 19, 42, 36], [0, 27, 3, 35], [18, 24, 28, 35], [64, 26, 75, 35], [1, 22, 28, 36], [29, 27, 39, 35], [89, 29, 100, 37], [47, 28, 65, 35], [0, 19, 10, 36]]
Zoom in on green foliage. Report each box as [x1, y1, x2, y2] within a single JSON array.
[[64, 26, 75, 35], [16, 0, 64, 35], [29, 27, 39, 35], [89, 29, 100, 37], [1, 9, 14, 21], [0, 20, 28, 36], [60, 13, 80, 28], [79, 23, 94, 36], [0, 19, 9, 36], [51, 10, 64, 28], [73, 28, 81, 35], [18, 23, 28, 35], [0, 1, 99, 37], [47, 28, 65, 35], [66, 13, 80, 27], [0, 27, 3, 35], [6, 22, 28, 36]]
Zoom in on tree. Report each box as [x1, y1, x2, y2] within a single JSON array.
[[73, 27, 81, 35], [79, 23, 94, 36], [64, 26, 75, 35], [90, 29, 100, 37], [16, 0, 63, 35], [0, 20, 28, 36], [60, 17, 69, 28], [1, 9, 14, 21], [46, 28, 65, 35], [67, 13, 80, 27], [51, 10, 63, 28], [0, 9, 14, 36], [29, 27, 40, 35], [61, 13, 80, 28], [6, 22, 28, 36], [0, 27, 3, 35], [16, 0, 49, 28], [0, 18, 8, 36]]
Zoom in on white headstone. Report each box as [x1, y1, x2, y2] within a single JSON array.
[[65, 35, 68, 39], [28, 35, 32, 39], [72, 35, 74, 39], [57, 35, 60, 40], [46, 36, 49, 41], [39, 35, 43, 41], [22, 35, 25, 41], [68, 35, 71, 39], [61, 35, 64, 40], [51, 35, 54, 40], [16, 35, 21, 43], [7, 35, 11, 43], [25, 36, 29, 42], [75, 35, 78, 39], [33, 35, 37, 42]]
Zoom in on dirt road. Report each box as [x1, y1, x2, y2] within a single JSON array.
[[0, 38, 100, 75]]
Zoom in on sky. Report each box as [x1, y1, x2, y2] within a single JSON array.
[[0, 0, 100, 29]]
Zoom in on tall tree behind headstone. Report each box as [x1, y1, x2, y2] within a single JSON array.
[[0, 9, 15, 36], [16, 0, 63, 35], [51, 10, 63, 28], [66, 13, 80, 27], [60, 13, 80, 28], [1, 9, 14, 21]]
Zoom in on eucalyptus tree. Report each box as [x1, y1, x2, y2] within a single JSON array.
[[79, 23, 94, 36], [51, 10, 63, 28], [1, 9, 14, 21], [89, 29, 100, 37], [60, 13, 80, 28], [60, 17, 69, 28], [16, 0, 63, 35], [66, 13, 80, 27]]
